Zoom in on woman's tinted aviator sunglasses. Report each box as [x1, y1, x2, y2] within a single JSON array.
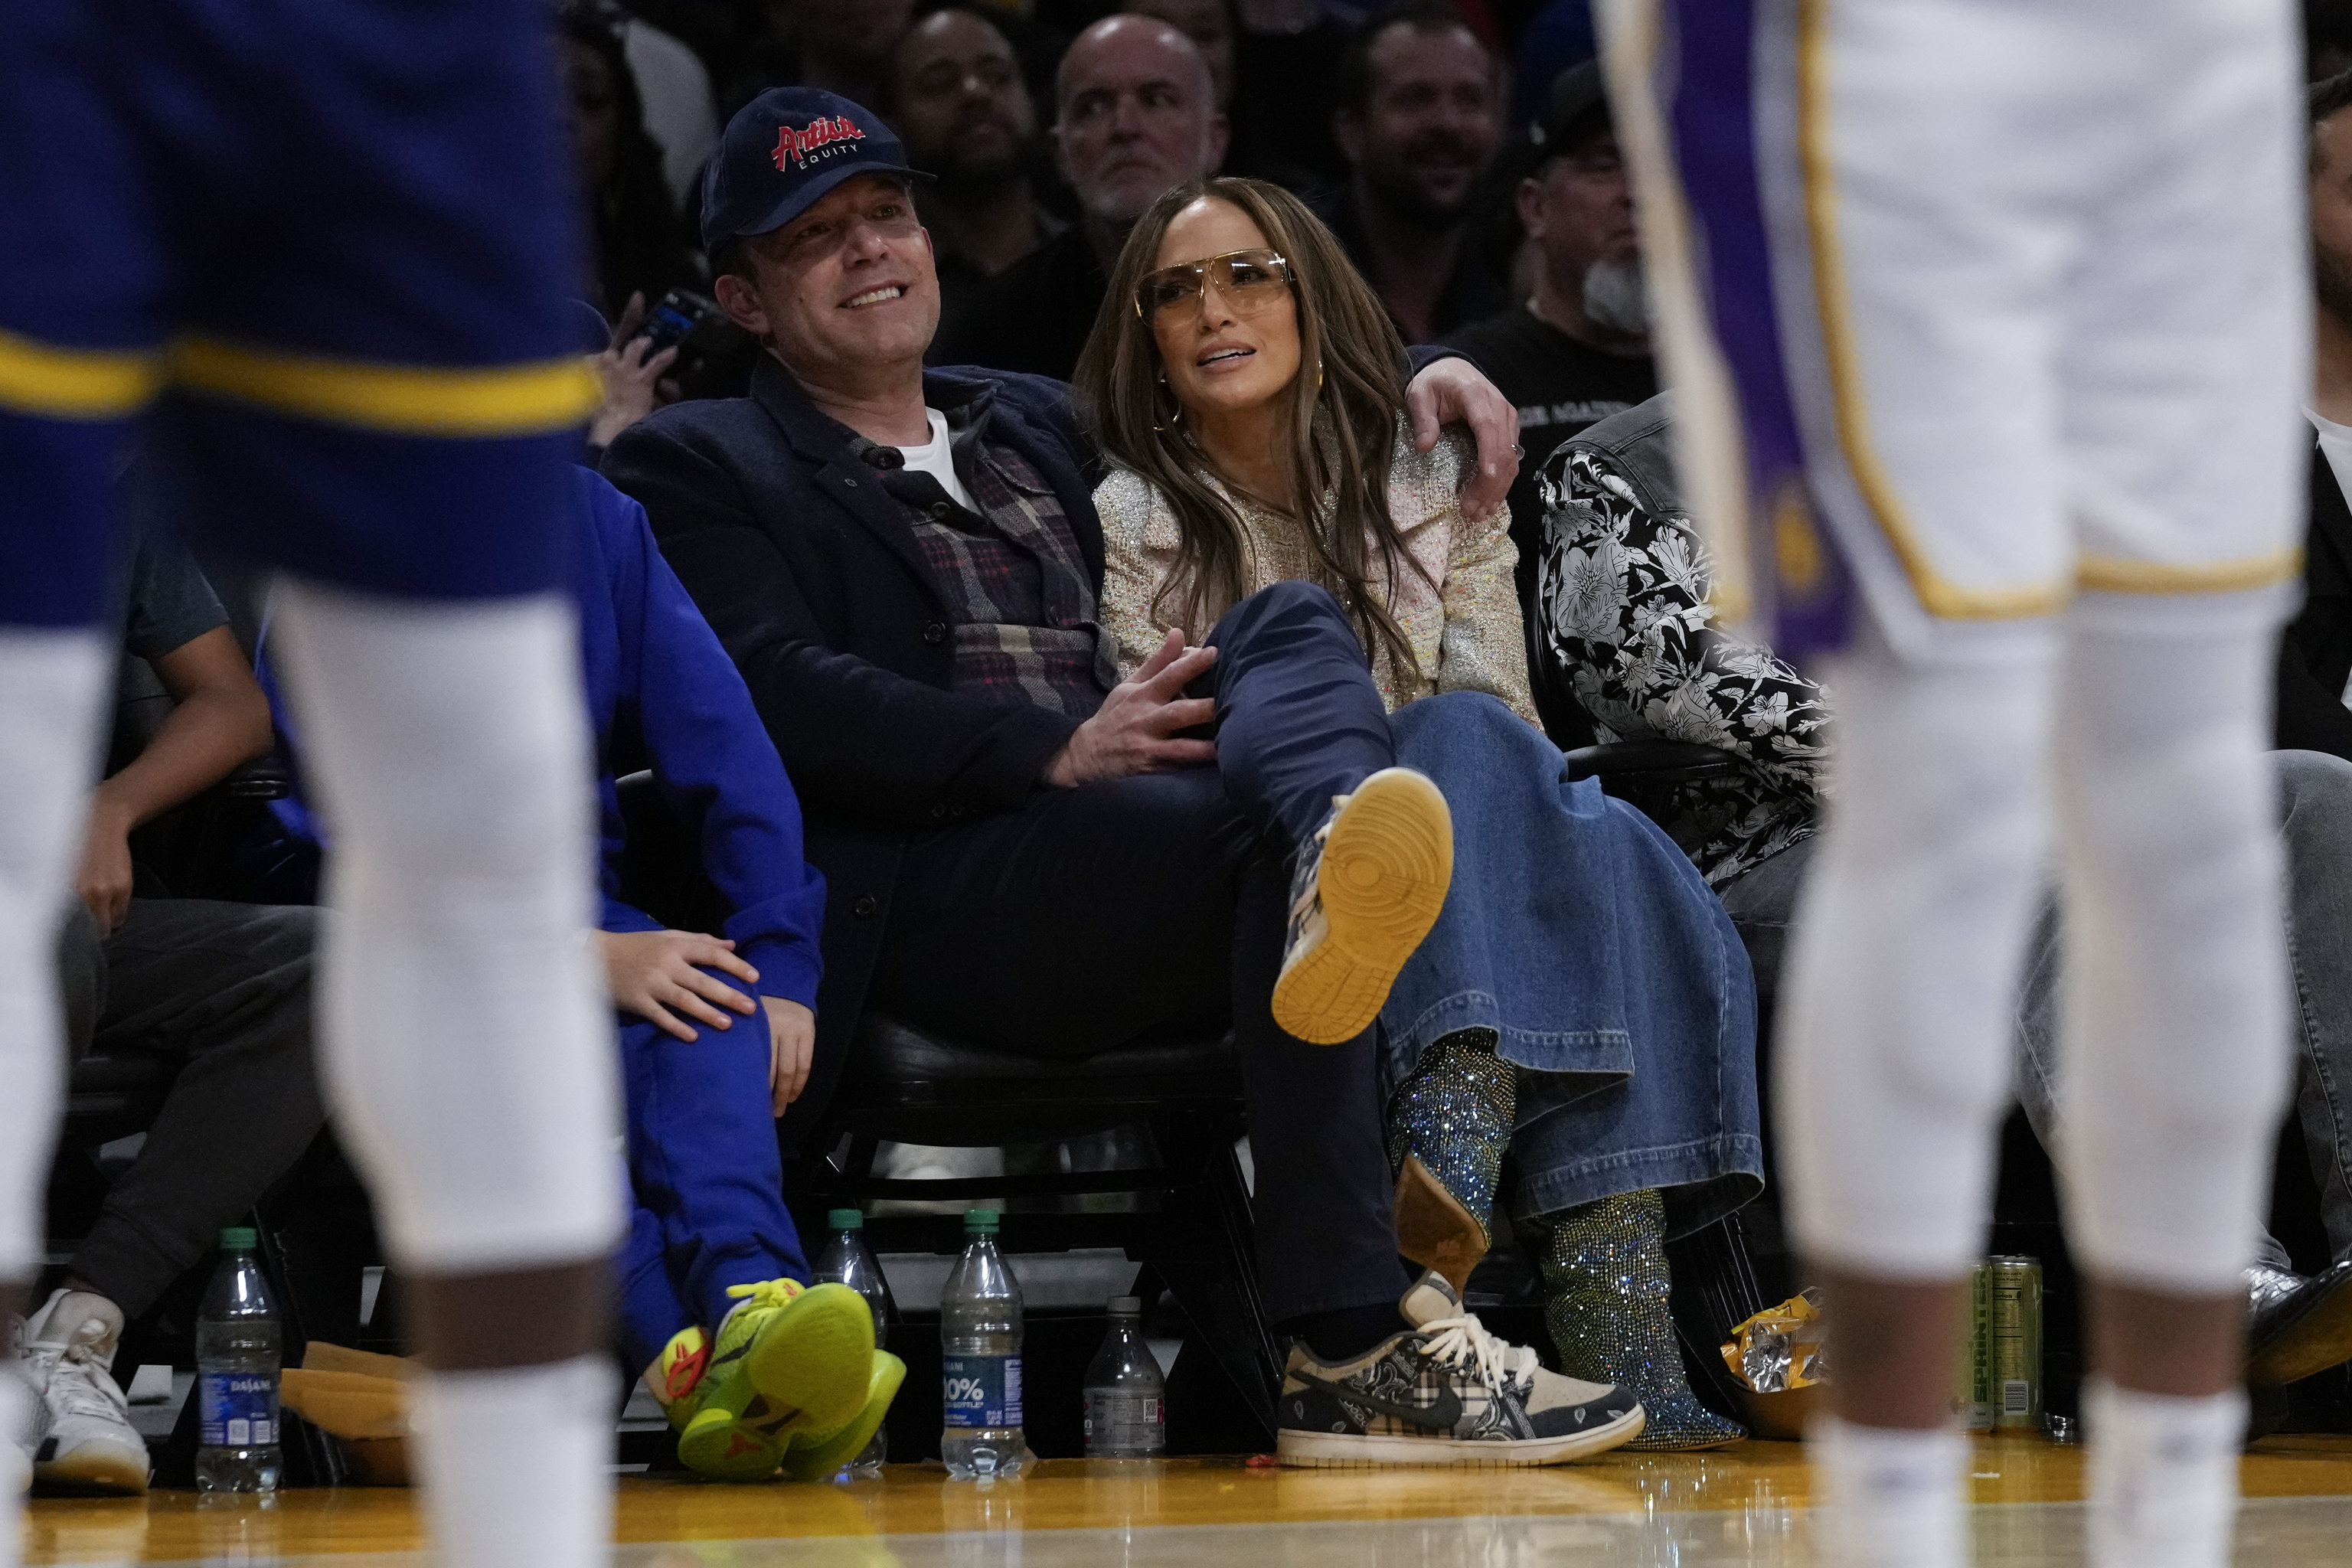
[[1135, 249, 1293, 322]]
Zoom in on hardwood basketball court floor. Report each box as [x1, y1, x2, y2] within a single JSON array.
[[24, 1436, 2352, 1566]]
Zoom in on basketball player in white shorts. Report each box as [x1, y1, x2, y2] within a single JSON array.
[[1601, 1, 2305, 1563]]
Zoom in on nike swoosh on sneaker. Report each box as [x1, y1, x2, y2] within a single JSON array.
[[1290, 1370, 1462, 1432]]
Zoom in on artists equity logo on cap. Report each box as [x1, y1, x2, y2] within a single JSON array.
[[772, 114, 867, 172]]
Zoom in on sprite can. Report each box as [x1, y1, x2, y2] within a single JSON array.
[[1984, 1256, 2043, 1432]]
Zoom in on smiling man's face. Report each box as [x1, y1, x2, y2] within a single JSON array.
[[716, 173, 940, 386]]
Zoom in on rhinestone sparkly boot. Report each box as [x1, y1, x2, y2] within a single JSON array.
[[1385, 1030, 1517, 1295], [1535, 1189, 1744, 1451]]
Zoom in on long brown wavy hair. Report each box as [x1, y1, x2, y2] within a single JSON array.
[[1074, 177, 1432, 680]]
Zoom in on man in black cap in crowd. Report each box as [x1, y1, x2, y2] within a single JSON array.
[[1443, 60, 1658, 666], [599, 87, 1653, 1468]]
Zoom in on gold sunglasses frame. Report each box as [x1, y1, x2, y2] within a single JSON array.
[[1133, 249, 1294, 319]]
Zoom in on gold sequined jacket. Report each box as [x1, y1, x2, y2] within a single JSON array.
[[1093, 420, 1540, 724]]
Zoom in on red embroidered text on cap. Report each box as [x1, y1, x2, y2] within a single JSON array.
[[771, 115, 867, 172]]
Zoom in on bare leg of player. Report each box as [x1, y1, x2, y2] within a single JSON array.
[[269, 583, 621, 1568], [0, 632, 113, 1568]]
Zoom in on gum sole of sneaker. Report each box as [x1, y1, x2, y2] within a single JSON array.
[[1272, 769, 1452, 1045], [746, 1282, 877, 1439], [781, 1351, 907, 1481], [1393, 1155, 1487, 1296], [2250, 1272, 2352, 1386], [34, 1449, 152, 1494], [1274, 1405, 1646, 1468]]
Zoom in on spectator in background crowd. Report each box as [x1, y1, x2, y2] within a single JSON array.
[[889, 8, 1063, 321], [724, 0, 916, 118], [1321, 2, 1508, 343], [1129, 0, 1351, 191], [1442, 60, 1654, 678], [560, 3, 707, 318], [934, 15, 1226, 378]]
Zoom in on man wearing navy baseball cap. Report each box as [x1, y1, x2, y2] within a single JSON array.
[[603, 89, 1534, 1442]]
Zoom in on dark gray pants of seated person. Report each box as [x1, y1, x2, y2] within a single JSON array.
[[1717, 747, 2352, 1272], [56, 897, 325, 1318], [864, 580, 1408, 1325]]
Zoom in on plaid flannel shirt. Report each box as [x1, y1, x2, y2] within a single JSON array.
[[850, 394, 1115, 720]]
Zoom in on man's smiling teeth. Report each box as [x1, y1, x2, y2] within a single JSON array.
[[845, 286, 905, 308]]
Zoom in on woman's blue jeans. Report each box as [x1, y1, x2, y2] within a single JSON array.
[[1380, 693, 1764, 1236]]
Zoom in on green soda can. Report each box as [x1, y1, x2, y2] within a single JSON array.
[[1953, 1262, 1993, 1431], [1984, 1256, 2044, 1432]]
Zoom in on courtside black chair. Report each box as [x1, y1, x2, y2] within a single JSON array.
[[612, 771, 1285, 1446]]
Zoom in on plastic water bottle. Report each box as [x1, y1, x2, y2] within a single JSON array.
[[939, 1210, 1027, 1479], [195, 1227, 281, 1493], [815, 1207, 893, 1476], [1082, 1295, 1167, 1458]]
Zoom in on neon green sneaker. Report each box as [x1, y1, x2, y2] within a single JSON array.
[[781, 1351, 907, 1481], [661, 1279, 875, 1482]]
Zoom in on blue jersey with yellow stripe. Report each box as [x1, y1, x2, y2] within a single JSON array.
[[0, 0, 599, 624]]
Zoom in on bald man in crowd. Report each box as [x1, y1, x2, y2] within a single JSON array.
[[932, 13, 1225, 377]]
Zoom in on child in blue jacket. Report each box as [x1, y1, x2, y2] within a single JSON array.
[[264, 466, 897, 1481]]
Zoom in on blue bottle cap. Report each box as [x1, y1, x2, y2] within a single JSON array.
[[963, 1209, 1001, 1232], [219, 1227, 257, 1250], [828, 1208, 864, 1230]]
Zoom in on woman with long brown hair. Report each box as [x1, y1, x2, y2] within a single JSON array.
[[1078, 177, 1761, 1451]]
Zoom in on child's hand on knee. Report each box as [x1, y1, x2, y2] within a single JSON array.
[[594, 929, 760, 1040], [766, 998, 815, 1115]]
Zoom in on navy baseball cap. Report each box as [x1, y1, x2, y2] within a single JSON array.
[[700, 87, 929, 256]]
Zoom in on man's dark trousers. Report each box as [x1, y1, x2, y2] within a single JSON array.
[[57, 897, 325, 1318], [864, 582, 1411, 1324]]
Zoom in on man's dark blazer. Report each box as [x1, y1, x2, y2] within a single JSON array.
[[2279, 439, 2352, 763], [599, 357, 1103, 1155]]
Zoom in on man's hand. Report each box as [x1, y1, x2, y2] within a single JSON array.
[[595, 929, 759, 1041], [1044, 629, 1218, 787], [766, 996, 815, 1116], [1406, 354, 1521, 518], [74, 802, 135, 936], [588, 292, 681, 449]]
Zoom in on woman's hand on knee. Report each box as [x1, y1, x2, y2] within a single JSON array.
[[593, 929, 760, 1041]]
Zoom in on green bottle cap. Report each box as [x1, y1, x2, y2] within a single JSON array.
[[828, 1208, 864, 1230], [219, 1227, 257, 1250], [963, 1209, 1001, 1233]]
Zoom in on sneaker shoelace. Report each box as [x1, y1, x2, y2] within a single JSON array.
[[1285, 792, 1353, 930], [723, 1279, 807, 1318], [1417, 1308, 1539, 1396], [39, 1321, 132, 1424]]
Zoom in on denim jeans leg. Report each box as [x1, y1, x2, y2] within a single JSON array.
[[1378, 692, 1764, 1236]]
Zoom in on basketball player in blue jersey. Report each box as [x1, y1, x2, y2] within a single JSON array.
[[1606, 2, 2305, 1566], [2, 5, 622, 1563]]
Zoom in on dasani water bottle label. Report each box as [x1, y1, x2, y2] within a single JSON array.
[[198, 1372, 279, 1448]]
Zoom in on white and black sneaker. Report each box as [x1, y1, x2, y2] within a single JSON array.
[[18, 1290, 149, 1494], [1276, 1271, 1645, 1468]]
